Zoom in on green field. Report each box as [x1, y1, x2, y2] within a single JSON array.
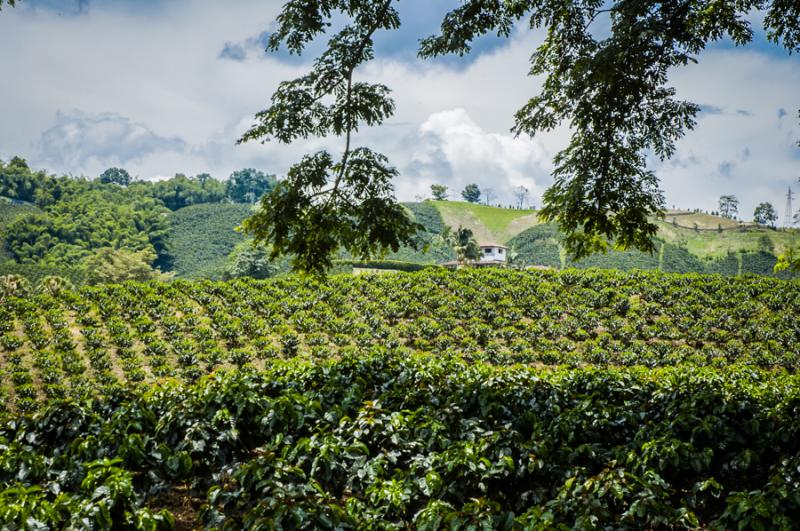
[[431, 200, 539, 244], [2, 268, 800, 528], [166, 203, 253, 279]]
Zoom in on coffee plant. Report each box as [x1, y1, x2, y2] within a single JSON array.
[[1, 268, 799, 528]]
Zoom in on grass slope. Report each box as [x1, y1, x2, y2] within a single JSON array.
[[656, 219, 798, 259], [431, 200, 539, 244], [166, 203, 252, 279]]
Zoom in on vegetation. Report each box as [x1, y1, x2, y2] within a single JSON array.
[[223, 169, 276, 204], [2, 268, 800, 527], [223, 240, 292, 280], [238, 1, 422, 276], [0, 199, 41, 263], [80, 247, 171, 285], [719, 195, 739, 220], [1, 267, 799, 406], [444, 225, 481, 264], [430, 184, 448, 201], [166, 203, 253, 279], [461, 184, 480, 203], [432, 201, 539, 245], [0, 158, 284, 282], [753, 202, 778, 227], [241, 1, 799, 270]]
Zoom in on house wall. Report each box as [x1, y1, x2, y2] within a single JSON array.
[[480, 247, 507, 263]]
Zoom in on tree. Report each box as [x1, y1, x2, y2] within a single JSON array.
[[99, 167, 131, 187], [430, 184, 448, 201], [0, 1, 19, 10], [0, 157, 50, 203], [36, 276, 74, 296], [225, 169, 276, 204], [443, 225, 481, 265], [237, 1, 422, 276], [140, 173, 227, 210], [483, 188, 495, 206], [79, 247, 169, 285], [461, 184, 481, 203], [241, 1, 800, 269], [513, 186, 529, 209], [719, 195, 739, 219], [753, 202, 778, 227], [223, 240, 291, 280]]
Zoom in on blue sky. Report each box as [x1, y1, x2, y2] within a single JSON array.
[[1, 0, 799, 219]]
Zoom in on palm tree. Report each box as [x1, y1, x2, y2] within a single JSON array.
[[440, 225, 481, 265]]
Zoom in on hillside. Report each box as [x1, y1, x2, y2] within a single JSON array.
[[0, 198, 41, 262], [2, 269, 800, 528], [431, 200, 539, 244], [422, 200, 799, 277], [166, 203, 253, 279]]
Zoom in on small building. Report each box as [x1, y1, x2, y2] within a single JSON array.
[[478, 243, 507, 264]]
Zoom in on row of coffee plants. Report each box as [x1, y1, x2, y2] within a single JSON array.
[[1, 268, 799, 408], [1, 350, 799, 529]]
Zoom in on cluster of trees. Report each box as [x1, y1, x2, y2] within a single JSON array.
[[0, 157, 278, 283], [711, 196, 778, 229], [0, 159, 277, 211], [428, 183, 532, 209]]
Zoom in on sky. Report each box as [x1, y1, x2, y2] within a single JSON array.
[[0, 0, 799, 221]]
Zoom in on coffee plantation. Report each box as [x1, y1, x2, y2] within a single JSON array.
[[1, 269, 799, 528]]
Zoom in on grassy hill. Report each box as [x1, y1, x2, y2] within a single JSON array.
[[431, 200, 539, 244]]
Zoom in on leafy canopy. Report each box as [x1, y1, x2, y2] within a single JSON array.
[[462, 184, 481, 203], [248, 0, 800, 269], [753, 202, 778, 227], [430, 184, 448, 201], [239, 0, 422, 276]]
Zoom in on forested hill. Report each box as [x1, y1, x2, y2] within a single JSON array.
[[1, 156, 798, 283]]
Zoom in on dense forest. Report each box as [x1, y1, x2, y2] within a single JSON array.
[[0, 157, 276, 283]]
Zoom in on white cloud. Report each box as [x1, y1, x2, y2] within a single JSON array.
[[0, 1, 798, 220], [396, 108, 551, 205], [36, 110, 187, 172], [658, 49, 800, 219]]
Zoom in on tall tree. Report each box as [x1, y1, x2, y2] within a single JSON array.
[[430, 184, 449, 201], [225, 169, 276, 204], [461, 184, 481, 203], [513, 186, 529, 209], [753, 202, 778, 227], [719, 195, 739, 219], [238, 1, 421, 276], [241, 1, 800, 270], [444, 225, 481, 264], [99, 167, 132, 187]]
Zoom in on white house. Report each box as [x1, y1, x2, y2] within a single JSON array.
[[479, 243, 507, 264]]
